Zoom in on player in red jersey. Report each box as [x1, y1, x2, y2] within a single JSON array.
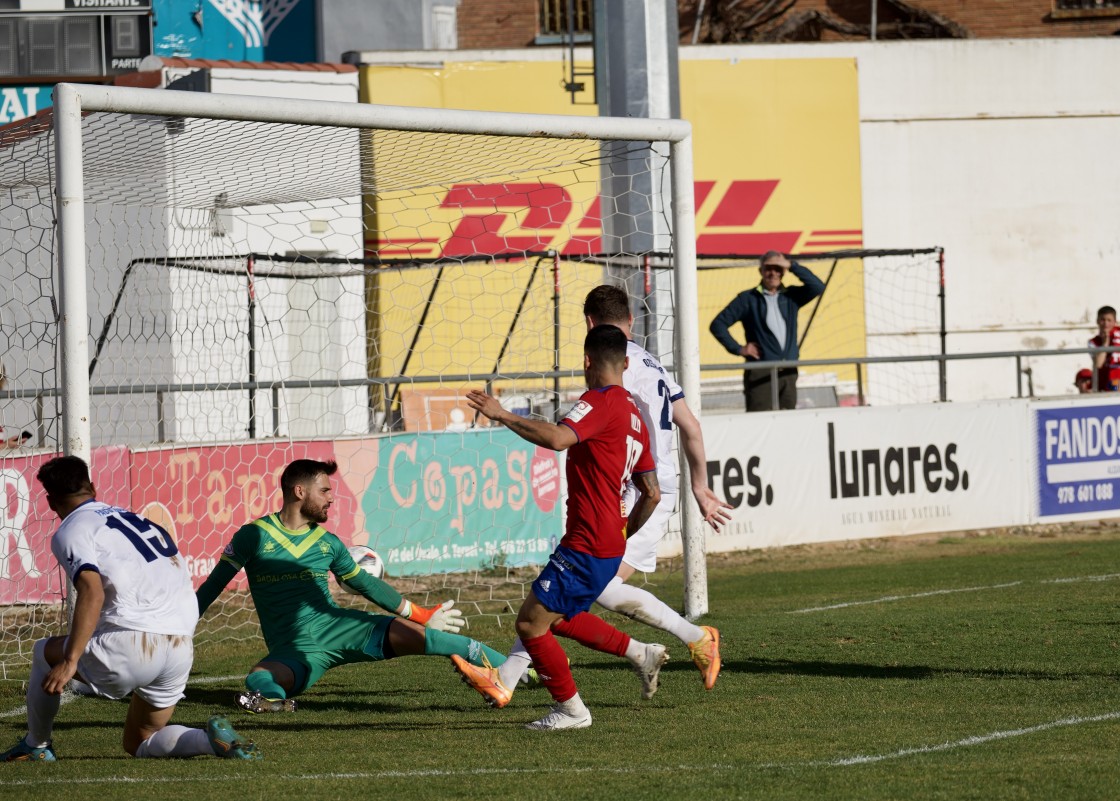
[[455, 324, 661, 730], [1089, 305, 1120, 391]]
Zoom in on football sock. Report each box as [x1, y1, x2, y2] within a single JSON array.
[[424, 628, 507, 667], [552, 612, 630, 657], [135, 725, 212, 758], [596, 576, 704, 645], [522, 632, 577, 703], [26, 639, 59, 748], [498, 639, 533, 689], [245, 669, 287, 699]]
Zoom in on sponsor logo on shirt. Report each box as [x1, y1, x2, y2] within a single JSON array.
[[565, 400, 593, 424]]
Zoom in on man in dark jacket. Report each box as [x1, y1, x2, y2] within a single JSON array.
[[709, 250, 825, 411]]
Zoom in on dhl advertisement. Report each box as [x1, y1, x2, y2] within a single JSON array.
[[0, 432, 560, 603], [358, 58, 864, 387]]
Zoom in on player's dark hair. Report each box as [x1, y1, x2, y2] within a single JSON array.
[[584, 323, 628, 369], [1098, 305, 1117, 318], [583, 284, 631, 325], [37, 455, 92, 499], [280, 459, 338, 501]]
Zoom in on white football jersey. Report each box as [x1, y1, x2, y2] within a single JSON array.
[[624, 339, 682, 496], [50, 500, 198, 637]]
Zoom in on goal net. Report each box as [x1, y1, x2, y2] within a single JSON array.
[[0, 84, 702, 677]]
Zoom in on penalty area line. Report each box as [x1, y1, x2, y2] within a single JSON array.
[[1, 711, 1117, 787]]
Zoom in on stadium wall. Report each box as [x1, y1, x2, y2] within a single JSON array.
[[355, 38, 1119, 403]]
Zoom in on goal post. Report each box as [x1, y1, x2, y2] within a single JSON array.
[[0, 81, 708, 672]]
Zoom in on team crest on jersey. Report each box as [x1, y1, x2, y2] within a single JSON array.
[[222, 542, 236, 556], [319, 542, 330, 554], [565, 400, 593, 423], [263, 541, 275, 552]]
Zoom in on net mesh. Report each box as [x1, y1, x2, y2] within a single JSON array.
[[0, 107, 683, 677], [696, 249, 944, 409]]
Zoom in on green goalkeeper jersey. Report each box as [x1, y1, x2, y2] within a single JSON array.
[[196, 513, 403, 651]]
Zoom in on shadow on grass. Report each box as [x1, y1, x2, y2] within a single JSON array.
[[577, 654, 1118, 681]]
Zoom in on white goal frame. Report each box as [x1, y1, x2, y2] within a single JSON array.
[[51, 82, 710, 617]]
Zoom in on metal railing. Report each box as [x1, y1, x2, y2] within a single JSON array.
[[704, 345, 1120, 410], [3, 346, 1118, 448]]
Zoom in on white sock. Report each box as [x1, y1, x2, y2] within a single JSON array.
[[623, 637, 647, 663], [135, 725, 213, 758], [596, 576, 704, 645], [498, 639, 532, 689], [559, 693, 588, 716], [26, 639, 59, 748]]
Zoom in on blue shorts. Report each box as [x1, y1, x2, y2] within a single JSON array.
[[532, 545, 622, 618]]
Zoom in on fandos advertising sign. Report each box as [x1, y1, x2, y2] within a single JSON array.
[[1034, 398, 1120, 519]]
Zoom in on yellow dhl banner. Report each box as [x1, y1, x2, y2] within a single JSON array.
[[357, 57, 863, 381]]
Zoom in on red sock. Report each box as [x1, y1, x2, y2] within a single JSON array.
[[552, 611, 631, 657], [522, 632, 577, 703]]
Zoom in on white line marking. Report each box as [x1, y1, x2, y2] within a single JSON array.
[[807, 711, 1120, 767], [788, 572, 1120, 614], [789, 582, 1022, 613], [0, 711, 1116, 787]]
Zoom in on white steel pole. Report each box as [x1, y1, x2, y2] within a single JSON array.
[[671, 132, 708, 620], [53, 83, 93, 464]]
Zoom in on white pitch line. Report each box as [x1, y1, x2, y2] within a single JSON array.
[[788, 572, 1120, 614], [808, 711, 1120, 767], [0, 711, 1117, 788], [789, 582, 1023, 613]]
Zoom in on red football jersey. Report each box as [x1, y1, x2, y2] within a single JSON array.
[[559, 384, 656, 558], [1089, 326, 1120, 390]]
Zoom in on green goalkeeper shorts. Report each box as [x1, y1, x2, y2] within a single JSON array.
[[264, 612, 395, 694]]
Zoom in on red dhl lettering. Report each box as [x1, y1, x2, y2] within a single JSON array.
[[366, 180, 860, 258]]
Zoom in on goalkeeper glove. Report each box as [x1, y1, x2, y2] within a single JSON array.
[[402, 599, 465, 633]]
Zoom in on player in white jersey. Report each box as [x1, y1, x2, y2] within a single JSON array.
[[2, 456, 260, 763], [583, 284, 731, 689]]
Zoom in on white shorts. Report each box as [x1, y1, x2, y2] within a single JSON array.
[[621, 491, 677, 574], [75, 630, 194, 710]]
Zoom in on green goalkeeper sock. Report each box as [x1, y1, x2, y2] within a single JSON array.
[[424, 628, 507, 667], [245, 669, 287, 699]]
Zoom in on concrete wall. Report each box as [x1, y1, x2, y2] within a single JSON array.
[[683, 38, 1120, 401]]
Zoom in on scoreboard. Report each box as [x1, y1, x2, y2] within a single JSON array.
[[0, 0, 153, 79]]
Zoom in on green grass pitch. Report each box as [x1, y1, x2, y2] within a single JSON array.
[[2, 525, 1119, 801]]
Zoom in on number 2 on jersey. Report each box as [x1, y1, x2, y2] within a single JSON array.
[[656, 380, 673, 430], [106, 511, 178, 562]]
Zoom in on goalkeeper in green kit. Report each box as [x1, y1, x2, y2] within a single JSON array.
[[196, 458, 507, 713]]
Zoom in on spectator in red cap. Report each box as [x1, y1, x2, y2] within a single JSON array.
[[1074, 368, 1094, 394]]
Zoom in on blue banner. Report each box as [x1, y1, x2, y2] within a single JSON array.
[[1035, 404, 1120, 517]]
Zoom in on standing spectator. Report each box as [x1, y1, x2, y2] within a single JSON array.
[[709, 251, 825, 411], [455, 325, 662, 730], [2, 455, 260, 762], [1074, 368, 1095, 394], [1089, 305, 1120, 391]]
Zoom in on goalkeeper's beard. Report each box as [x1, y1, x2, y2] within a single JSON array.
[[301, 498, 330, 524]]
